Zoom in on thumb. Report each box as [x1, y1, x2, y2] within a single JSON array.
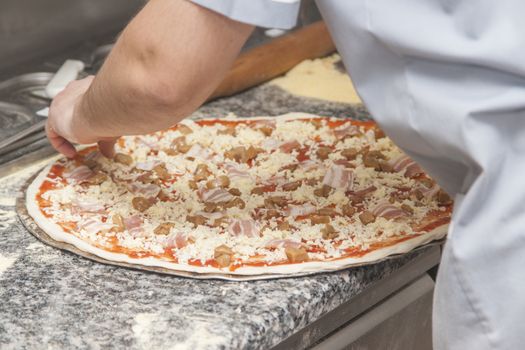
[[98, 138, 118, 158]]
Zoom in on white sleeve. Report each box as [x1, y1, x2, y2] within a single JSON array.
[[190, 0, 300, 29]]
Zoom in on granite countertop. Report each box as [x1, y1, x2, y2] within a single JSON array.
[[0, 86, 435, 349]]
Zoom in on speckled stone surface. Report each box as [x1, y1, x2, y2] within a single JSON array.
[[0, 86, 433, 349]]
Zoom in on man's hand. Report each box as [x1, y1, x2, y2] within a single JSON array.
[[46, 76, 117, 158], [45, 0, 253, 159]]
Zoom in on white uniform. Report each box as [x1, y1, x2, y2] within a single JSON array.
[[192, 1, 525, 348]]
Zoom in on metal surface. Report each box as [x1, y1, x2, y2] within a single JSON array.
[[0, 144, 55, 179], [0, 0, 145, 74], [0, 72, 53, 111], [271, 246, 441, 349], [0, 120, 46, 153], [0, 74, 53, 157], [0, 102, 37, 138], [0, 130, 46, 158], [16, 168, 444, 281], [312, 275, 434, 350]]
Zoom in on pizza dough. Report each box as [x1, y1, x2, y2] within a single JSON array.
[[270, 54, 362, 104], [26, 113, 451, 276]]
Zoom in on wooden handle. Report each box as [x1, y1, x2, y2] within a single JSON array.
[[208, 21, 336, 101]]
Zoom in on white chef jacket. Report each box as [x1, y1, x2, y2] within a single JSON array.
[[192, 1, 525, 349]]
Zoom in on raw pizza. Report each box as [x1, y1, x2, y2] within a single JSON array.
[[26, 113, 452, 276]]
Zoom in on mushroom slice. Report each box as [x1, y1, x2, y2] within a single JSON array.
[[342, 204, 355, 217], [314, 184, 332, 198], [310, 215, 331, 225], [401, 204, 414, 214], [153, 163, 170, 181], [316, 146, 331, 160], [112, 214, 125, 232], [341, 148, 358, 160], [217, 126, 236, 136], [194, 164, 212, 182], [171, 136, 192, 153], [224, 197, 245, 209], [359, 211, 376, 225], [228, 188, 241, 196], [285, 247, 309, 263], [282, 180, 302, 191], [132, 197, 152, 212], [214, 244, 234, 268], [264, 196, 287, 209], [85, 171, 108, 186], [186, 215, 207, 227], [215, 255, 231, 268], [214, 244, 234, 258], [114, 153, 133, 166], [436, 190, 453, 205], [154, 222, 175, 235], [177, 124, 193, 135], [321, 224, 339, 240]]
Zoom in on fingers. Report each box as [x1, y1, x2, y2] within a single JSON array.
[[45, 120, 77, 158], [98, 138, 117, 158]]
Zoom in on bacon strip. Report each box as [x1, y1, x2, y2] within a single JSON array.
[[420, 184, 440, 198], [261, 138, 282, 151], [279, 140, 301, 153], [123, 215, 143, 236], [84, 151, 101, 163], [164, 232, 189, 249], [79, 218, 113, 235], [186, 144, 211, 160], [350, 185, 377, 197], [201, 188, 234, 203], [372, 201, 407, 220], [253, 119, 276, 128], [135, 161, 160, 171], [72, 199, 105, 214], [194, 211, 225, 221], [224, 162, 251, 180], [228, 219, 259, 237], [404, 163, 424, 178], [265, 239, 303, 250], [390, 155, 414, 172], [333, 159, 353, 168], [299, 160, 321, 171], [263, 175, 287, 186], [128, 182, 161, 198], [286, 203, 317, 217], [64, 165, 93, 183], [322, 165, 354, 190], [123, 215, 142, 230], [333, 124, 360, 140], [137, 137, 159, 150], [390, 155, 424, 178]]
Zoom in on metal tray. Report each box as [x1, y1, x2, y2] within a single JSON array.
[[16, 169, 445, 281], [0, 72, 53, 112]]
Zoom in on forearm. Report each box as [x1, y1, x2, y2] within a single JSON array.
[[79, 0, 253, 138]]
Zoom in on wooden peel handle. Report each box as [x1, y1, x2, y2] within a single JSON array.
[[208, 21, 336, 101]]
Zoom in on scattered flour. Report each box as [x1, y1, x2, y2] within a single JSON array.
[[132, 312, 159, 348], [170, 323, 227, 350], [26, 242, 45, 250], [0, 197, 15, 206], [0, 254, 16, 275], [0, 208, 17, 230]]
